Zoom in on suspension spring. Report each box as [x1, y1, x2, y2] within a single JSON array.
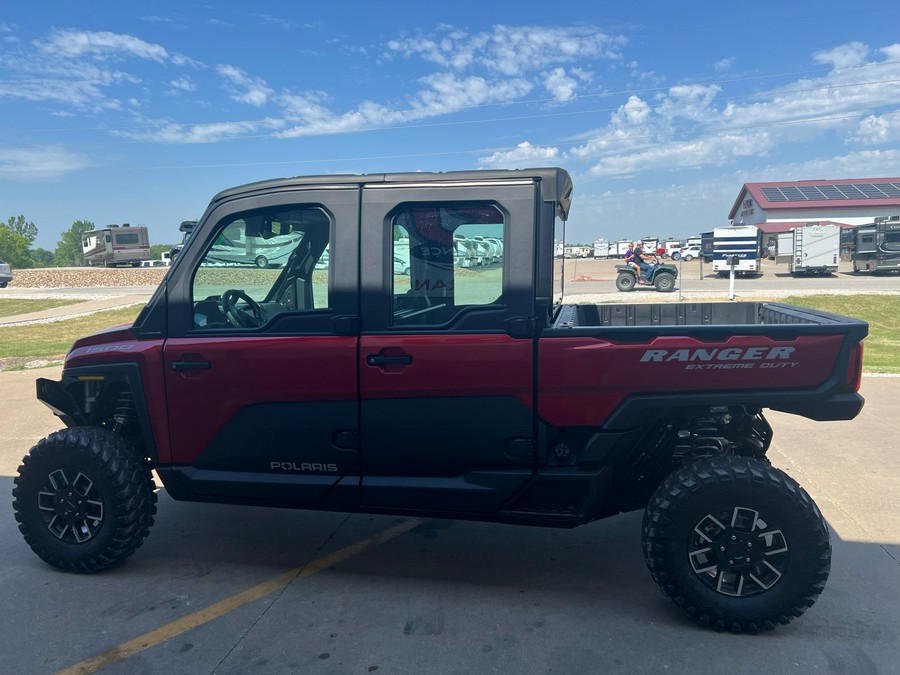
[[113, 390, 135, 432]]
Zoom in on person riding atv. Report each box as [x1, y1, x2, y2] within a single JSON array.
[[616, 242, 678, 292]]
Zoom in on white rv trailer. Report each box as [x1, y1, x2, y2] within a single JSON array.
[[712, 225, 762, 276], [786, 224, 840, 274]]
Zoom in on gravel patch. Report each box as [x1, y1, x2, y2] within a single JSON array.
[[6, 267, 168, 289]]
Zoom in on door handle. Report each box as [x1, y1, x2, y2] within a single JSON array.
[[366, 355, 413, 366], [170, 360, 211, 371]]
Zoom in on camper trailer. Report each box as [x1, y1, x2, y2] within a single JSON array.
[[82, 224, 151, 267], [592, 239, 611, 259], [205, 220, 303, 268], [712, 225, 761, 276], [852, 216, 900, 273], [781, 224, 840, 275]]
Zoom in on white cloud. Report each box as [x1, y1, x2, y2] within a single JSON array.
[[388, 24, 625, 76], [737, 149, 900, 183], [565, 41, 900, 178], [169, 77, 196, 92], [586, 132, 773, 177], [0, 145, 92, 178], [713, 57, 734, 72], [113, 118, 286, 144], [543, 68, 579, 101], [415, 72, 532, 111], [275, 73, 533, 139], [0, 28, 198, 113], [35, 29, 169, 62], [813, 41, 869, 69], [0, 77, 118, 109], [217, 64, 272, 107], [479, 141, 560, 168], [850, 112, 900, 145], [881, 44, 900, 59]]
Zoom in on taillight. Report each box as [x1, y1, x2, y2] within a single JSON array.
[[845, 342, 864, 392]]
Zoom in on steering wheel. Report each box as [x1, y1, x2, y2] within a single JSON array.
[[221, 289, 266, 328]]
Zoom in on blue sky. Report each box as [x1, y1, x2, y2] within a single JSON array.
[[2, 1, 900, 250]]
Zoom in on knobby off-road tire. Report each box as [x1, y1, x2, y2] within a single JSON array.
[[13, 427, 157, 573], [642, 456, 830, 633], [615, 273, 636, 292]]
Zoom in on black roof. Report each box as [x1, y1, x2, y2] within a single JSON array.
[[208, 167, 574, 219]]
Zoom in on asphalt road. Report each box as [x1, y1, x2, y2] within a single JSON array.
[[1, 367, 898, 674]]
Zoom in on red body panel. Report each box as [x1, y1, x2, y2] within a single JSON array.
[[538, 334, 845, 427], [359, 334, 533, 406], [66, 335, 170, 461], [163, 336, 358, 464]]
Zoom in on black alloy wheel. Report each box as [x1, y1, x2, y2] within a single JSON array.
[[13, 427, 157, 573], [642, 456, 830, 632]]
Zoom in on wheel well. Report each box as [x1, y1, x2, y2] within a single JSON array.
[[49, 364, 158, 463], [604, 407, 773, 513]]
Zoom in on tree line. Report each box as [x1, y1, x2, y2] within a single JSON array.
[[0, 216, 171, 268]]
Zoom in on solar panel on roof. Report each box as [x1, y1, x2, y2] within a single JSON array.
[[836, 185, 865, 198], [874, 183, 900, 197], [759, 182, 900, 202], [818, 186, 845, 199], [760, 187, 788, 201], [799, 186, 824, 199], [858, 184, 885, 197]]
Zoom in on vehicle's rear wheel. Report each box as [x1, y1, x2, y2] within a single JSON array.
[[654, 272, 676, 292], [616, 273, 636, 292], [13, 427, 157, 573], [642, 456, 830, 632], [255, 255, 269, 268]]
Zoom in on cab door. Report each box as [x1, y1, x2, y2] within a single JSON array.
[[162, 187, 361, 506], [358, 180, 539, 513]]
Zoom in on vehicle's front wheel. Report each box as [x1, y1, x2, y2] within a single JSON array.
[[615, 273, 636, 292], [13, 427, 157, 573], [642, 456, 830, 632], [654, 272, 676, 292], [255, 255, 269, 268]]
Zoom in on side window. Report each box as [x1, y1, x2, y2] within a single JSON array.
[[392, 203, 503, 326], [191, 206, 331, 330], [114, 233, 139, 245]]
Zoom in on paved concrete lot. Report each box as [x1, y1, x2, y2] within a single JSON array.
[[1, 367, 897, 674]]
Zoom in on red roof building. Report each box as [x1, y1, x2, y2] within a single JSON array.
[[729, 178, 900, 229]]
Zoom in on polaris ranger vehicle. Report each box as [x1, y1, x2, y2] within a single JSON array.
[[14, 168, 868, 633]]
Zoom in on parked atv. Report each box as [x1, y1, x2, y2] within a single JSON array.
[[615, 262, 678, 292]]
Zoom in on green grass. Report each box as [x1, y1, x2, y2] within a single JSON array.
[[0, 295, 896, 373], [0, 298, 82, 318], [782, 295, 900, 374], [0, 306, 144, 359]]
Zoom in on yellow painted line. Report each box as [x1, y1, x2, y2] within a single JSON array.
[[56, 518, 422, 675]]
